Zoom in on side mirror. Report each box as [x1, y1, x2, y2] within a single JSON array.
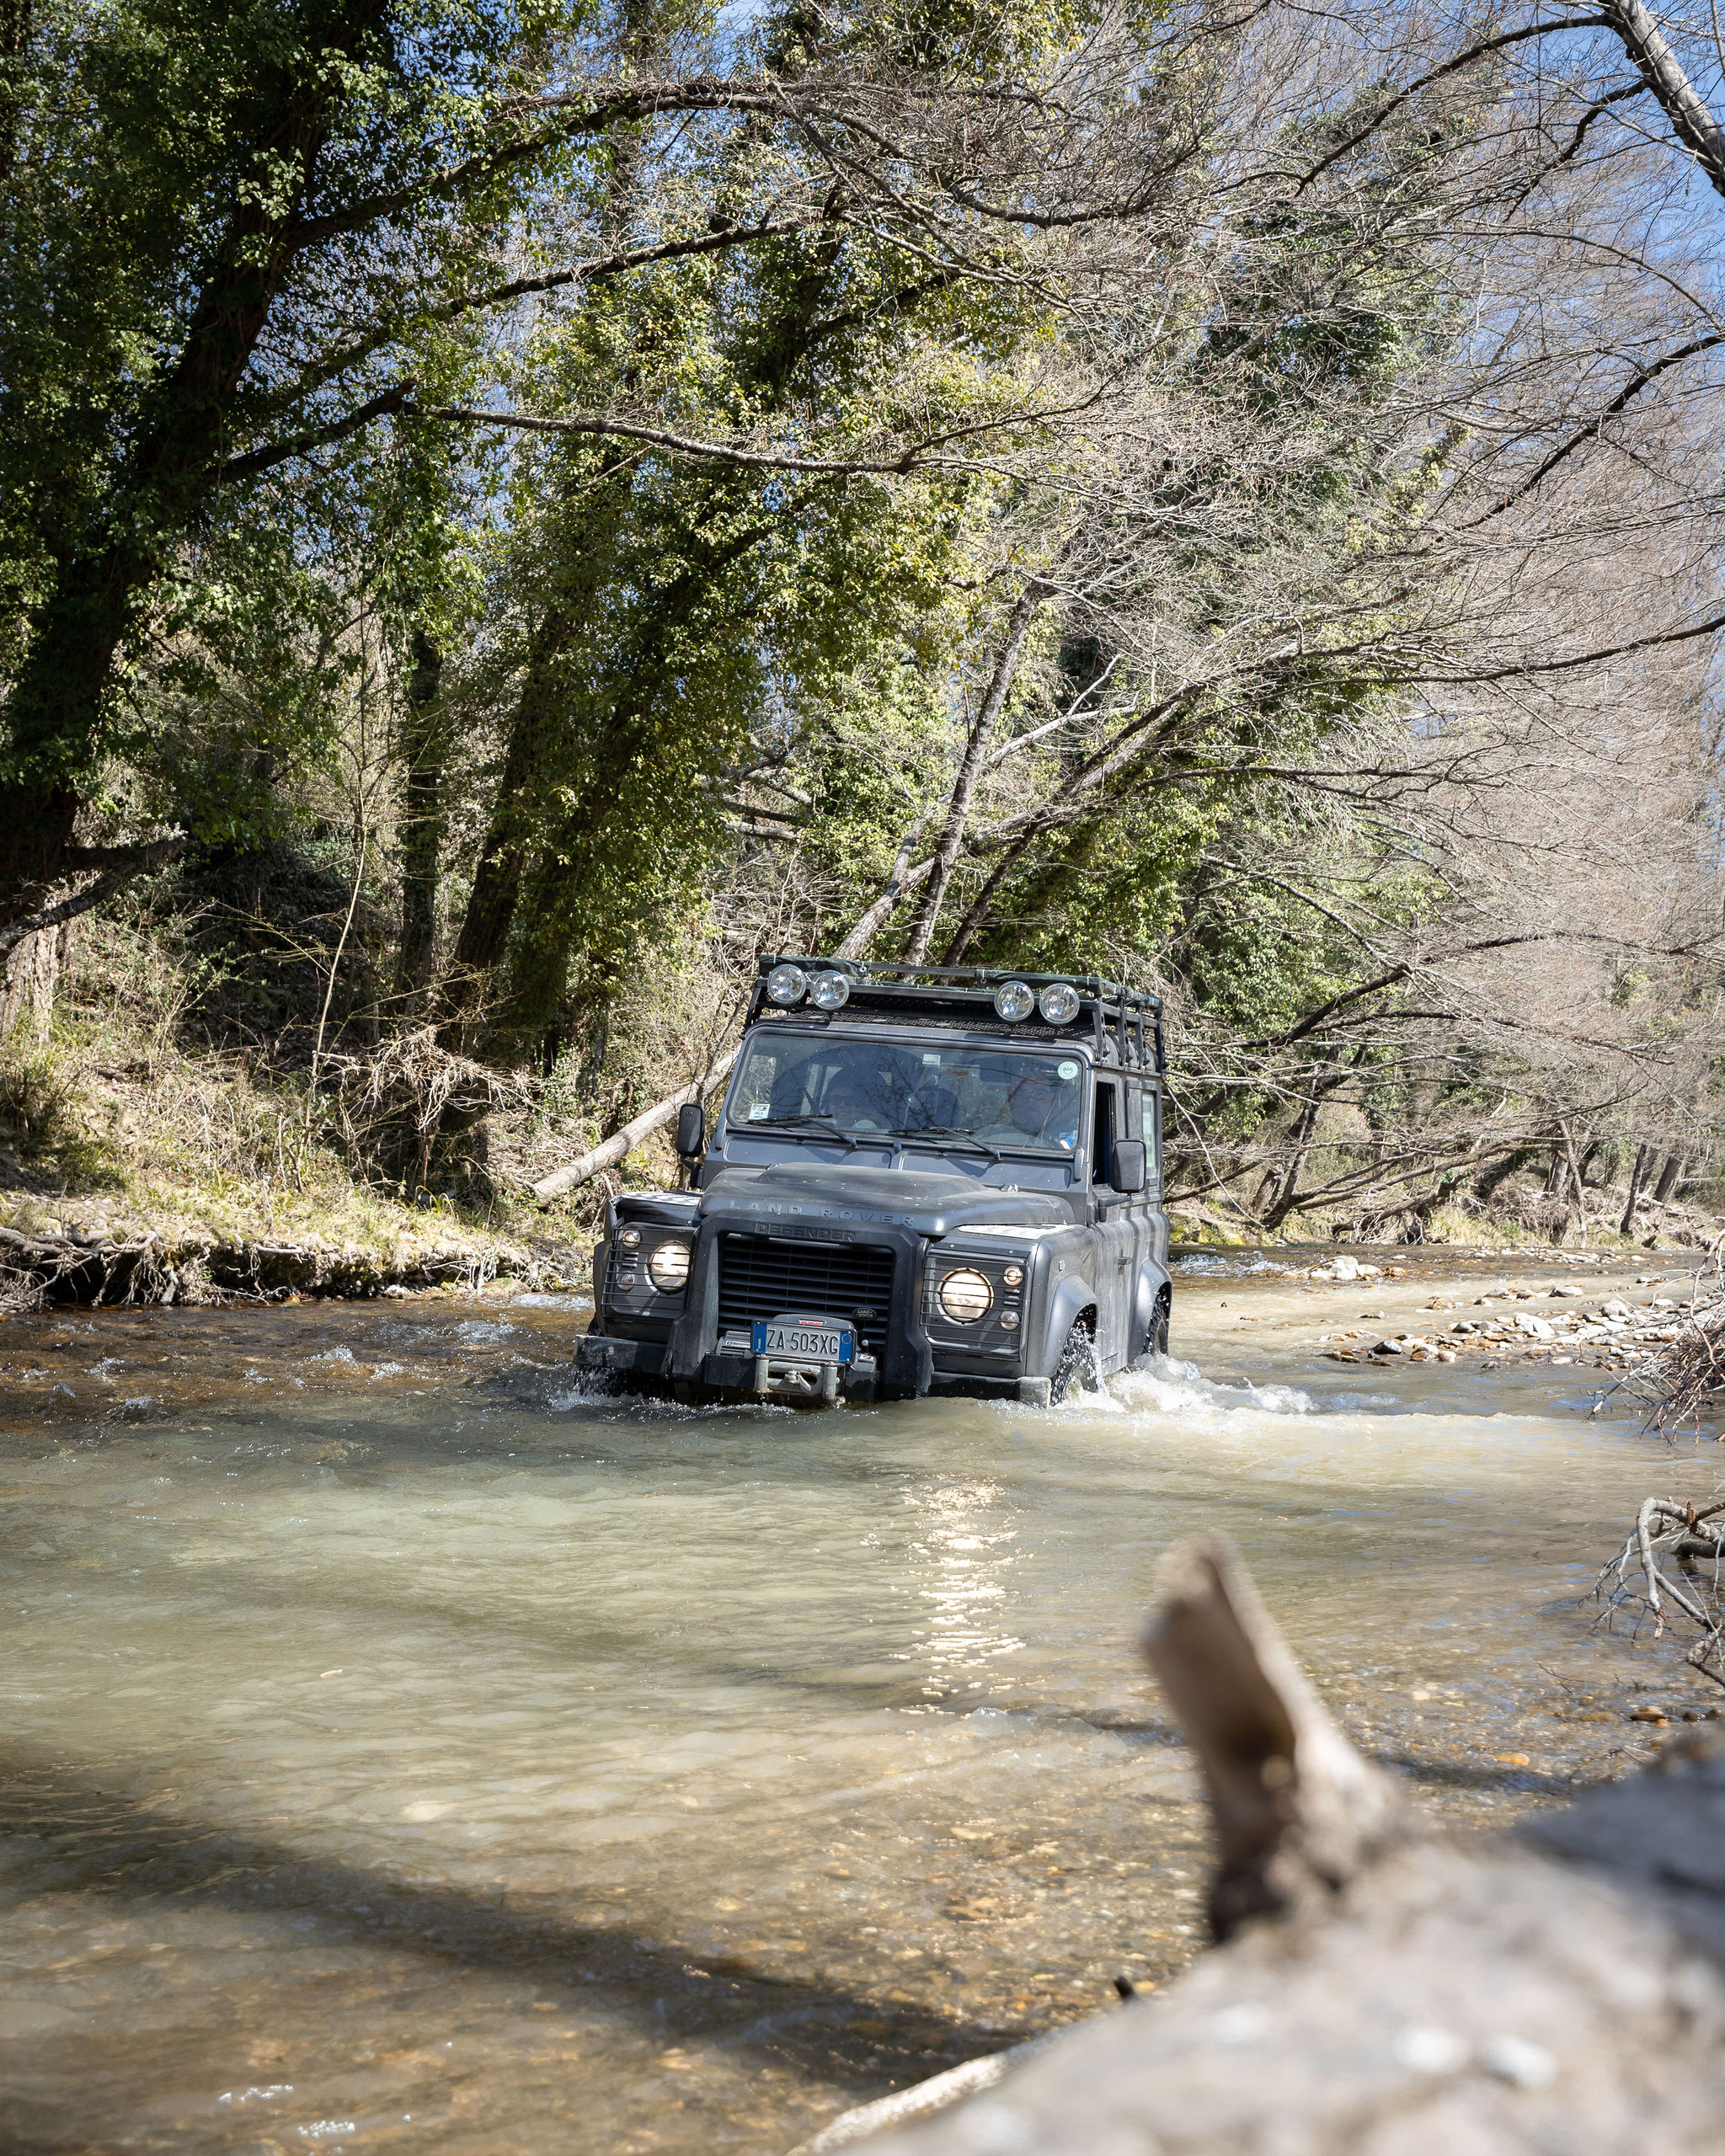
[[676, 1101, 706, 1160], [1112, 1139, 1147, 1194]]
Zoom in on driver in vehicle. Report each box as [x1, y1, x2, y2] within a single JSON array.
[[823, 1071, 892, 1130]]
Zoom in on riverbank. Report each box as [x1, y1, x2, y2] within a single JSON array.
[[0, 1028, 608, 1310], [1167, 1193, 1724, 1253], [6, 1054, 1710, 1316]]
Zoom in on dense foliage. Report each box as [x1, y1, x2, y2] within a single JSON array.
[[3, 0, 1723, 1233]]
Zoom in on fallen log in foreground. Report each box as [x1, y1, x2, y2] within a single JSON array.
[[798, 1541, 1725, 2155]]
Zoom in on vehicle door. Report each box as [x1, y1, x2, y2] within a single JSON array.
[[1090, 1075, 1136, 1369], [1135, 1082, 1169, 1271], [1118, 1081, 1170, 1358]]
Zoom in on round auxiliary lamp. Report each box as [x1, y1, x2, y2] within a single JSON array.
[[765, 963, 850, 1010], [992, 979, 1082, 1024]]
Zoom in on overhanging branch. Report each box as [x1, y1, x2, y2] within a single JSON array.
[[0, 836, 185, 959]]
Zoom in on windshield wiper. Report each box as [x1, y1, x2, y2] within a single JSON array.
[[740, 1113, 862, 1150], [885, 1123, 1001, 1163]]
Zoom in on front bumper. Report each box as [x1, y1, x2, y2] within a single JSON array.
[[576, 1335, 669, 1382], [576, 1332, 1048, 1407], [576, 1332, 879, 1402]]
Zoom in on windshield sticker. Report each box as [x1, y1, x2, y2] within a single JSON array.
[[1057, 1060, 1079, 1080]]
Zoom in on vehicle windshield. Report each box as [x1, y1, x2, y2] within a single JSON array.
[[726, 1036, 1084, 1155]]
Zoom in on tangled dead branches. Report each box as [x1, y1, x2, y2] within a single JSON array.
[[324, 1027, 525, 1189], [1605, 1247, 1725, 1438], [1594, 1495, 1725, 1690]]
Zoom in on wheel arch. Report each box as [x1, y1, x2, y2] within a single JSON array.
[[1035, 1277, 1097, 1377]]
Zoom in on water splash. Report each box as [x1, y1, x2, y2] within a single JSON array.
[[1090, 1353, 1313, 1419]]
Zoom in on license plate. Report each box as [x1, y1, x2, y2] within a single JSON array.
[[750, 1317, 855, 1364]]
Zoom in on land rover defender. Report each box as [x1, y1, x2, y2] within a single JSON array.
[[576, 957, 1172, 1406]]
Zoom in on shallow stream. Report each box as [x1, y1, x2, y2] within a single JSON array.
[[2, 1251, 1719, 2154]]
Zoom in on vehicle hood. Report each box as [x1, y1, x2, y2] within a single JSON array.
[[699, 1161, 1071, 1239]]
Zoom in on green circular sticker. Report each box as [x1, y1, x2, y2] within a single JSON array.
[[1057, 1060, 1079, 1080]]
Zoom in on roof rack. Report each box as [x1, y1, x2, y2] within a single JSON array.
[[746, 956, 1166, 1074]]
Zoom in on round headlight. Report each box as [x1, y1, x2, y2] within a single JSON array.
[[937, 1267, 993, 1323], [808, 970, 850, 1011], [647, 1237, 692, 1292], [993, 980, 1035, 1022], [1037, 982, 1081, 1024], [766, 963, 808, 1006]]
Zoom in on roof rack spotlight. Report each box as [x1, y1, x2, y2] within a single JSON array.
[[993, 980, 1035, 1022], [766, 963, 808, 1006], [1037, 982, 1080, 1024], [808, 969, 850, 1011]]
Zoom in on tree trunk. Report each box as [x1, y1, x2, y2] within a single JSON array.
[[1620, 1142, 1653, 1235], [1599, 0, 1725, 200], [473, 500, 787, 1058], [1474, 1144, 1539, 1205], [393, 627, 446, 1008], [0, 0, 31, 183], [0, 921, 67, 1044], [901, 579, 1047, 965], [438, 610, 577, 1047], [1653, 1150, 1685, 1204], [0, 0, 386, 926], [1261, 1054, 1365, 1231], [1257, 1088, 1325, 1230], [1560, 1122, 1588, 1246]]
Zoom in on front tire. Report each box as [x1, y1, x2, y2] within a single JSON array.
[[1050, 1319, 1099, 1403], [1151, 1292, 1171, 1358]]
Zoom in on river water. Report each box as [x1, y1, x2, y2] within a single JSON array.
[[3, 1250, 1719, 2155]]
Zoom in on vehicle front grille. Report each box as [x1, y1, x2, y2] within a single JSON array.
[[716, 1234, 897, 1357]]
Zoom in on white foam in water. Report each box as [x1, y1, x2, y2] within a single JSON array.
[[545, 1380, 760, 1421], [1083, 1353, 1313, 1420]]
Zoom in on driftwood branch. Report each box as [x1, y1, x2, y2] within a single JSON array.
[[1594, 1487, 1725, 1689], [1143, 1539, 1413, 1938]]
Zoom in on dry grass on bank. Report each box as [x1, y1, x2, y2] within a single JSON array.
[[0, 919, 699, 1292]]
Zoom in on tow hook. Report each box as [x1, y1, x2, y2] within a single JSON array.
[[751, 1354, 843, 1405]]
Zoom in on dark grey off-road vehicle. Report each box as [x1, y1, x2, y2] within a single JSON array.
[[576, 958, 1172, 1406]]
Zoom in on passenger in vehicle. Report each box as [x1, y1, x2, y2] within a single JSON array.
[[980, 1068, 1081, 1150]]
